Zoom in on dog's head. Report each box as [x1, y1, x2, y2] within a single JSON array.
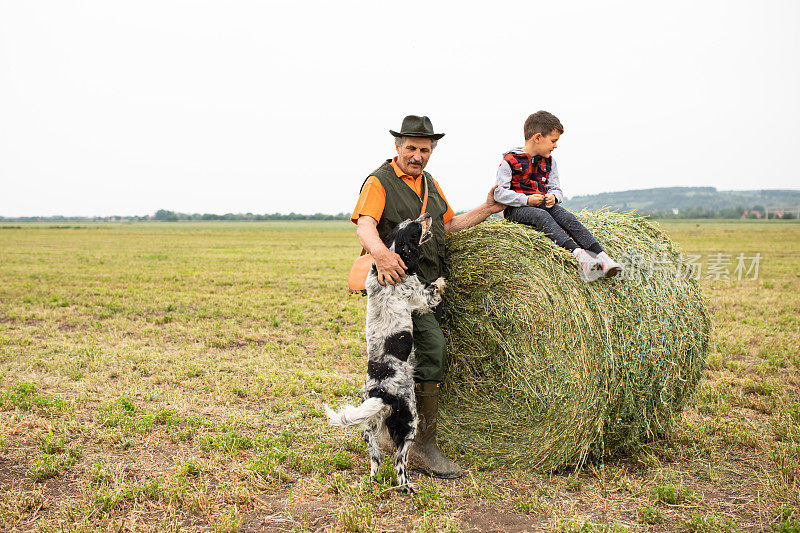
[[382, 213, 433, 275]]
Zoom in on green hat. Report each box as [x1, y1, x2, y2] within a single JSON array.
[[389, 115, 445, 140]]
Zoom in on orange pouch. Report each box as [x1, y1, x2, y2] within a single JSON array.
[[348, 253, 374, 294]]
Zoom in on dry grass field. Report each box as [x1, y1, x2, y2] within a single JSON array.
[[0, 219, 798, 532]]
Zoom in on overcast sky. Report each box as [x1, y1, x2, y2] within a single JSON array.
[[1, 1, 798, 217]]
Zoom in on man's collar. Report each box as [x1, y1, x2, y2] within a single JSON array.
[[391, 157, 422, 179]]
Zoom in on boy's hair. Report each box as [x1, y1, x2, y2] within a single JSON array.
[[524, 111, 564, 140]]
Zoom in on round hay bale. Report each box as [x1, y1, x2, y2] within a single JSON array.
[[439, 211, 710, 471]]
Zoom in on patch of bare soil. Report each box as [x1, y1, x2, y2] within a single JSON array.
[[455, 503, 547, 532], [241, 494, 339, 532]]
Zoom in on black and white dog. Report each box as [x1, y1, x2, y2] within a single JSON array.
[[325, 213, 445, 493]]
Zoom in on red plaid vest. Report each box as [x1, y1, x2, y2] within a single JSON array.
[[504, 152, 551, 195]]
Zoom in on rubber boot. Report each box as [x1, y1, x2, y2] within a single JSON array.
[[409, 382, 463, 478]]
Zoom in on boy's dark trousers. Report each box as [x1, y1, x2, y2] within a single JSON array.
[[504, 204, 602, 253]]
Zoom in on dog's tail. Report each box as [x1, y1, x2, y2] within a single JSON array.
[[324, 397, 386, 428]]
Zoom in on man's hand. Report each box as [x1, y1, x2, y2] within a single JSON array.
[[527, 194, 544, 207], [544, 193, 556, 208], [356, 215, 407, 286], [484, 185, 506, 214], [372, 248, 407, 286]]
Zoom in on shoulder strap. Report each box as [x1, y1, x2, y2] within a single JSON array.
[[420, 174, 429, 216]]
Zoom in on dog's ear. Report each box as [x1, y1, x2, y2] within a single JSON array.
[[382, 226, 400, 251], [381, 220, 416, 252], [392, 223, 422, 275]]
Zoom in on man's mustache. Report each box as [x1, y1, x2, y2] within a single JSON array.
[[408, 160, 423, 165]]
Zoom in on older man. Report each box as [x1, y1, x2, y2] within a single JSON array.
[[351, 115, 504, 478]]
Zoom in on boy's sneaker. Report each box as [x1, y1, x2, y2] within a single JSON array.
[[573, 248, 603, 282], [596, 251, 623, 278]]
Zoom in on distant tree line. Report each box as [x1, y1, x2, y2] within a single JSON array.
[[0, 210, 350, 223], [150, 210, 349, 221], [2, 208, 795, 222]]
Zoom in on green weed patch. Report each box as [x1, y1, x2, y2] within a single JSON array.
[[0, 383, 68, 414]]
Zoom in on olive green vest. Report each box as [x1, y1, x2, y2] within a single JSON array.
[[366, 160, 448, 284]]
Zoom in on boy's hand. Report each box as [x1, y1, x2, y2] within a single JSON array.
[[544, 193, 556, 208], [527, 194, 544, 207]]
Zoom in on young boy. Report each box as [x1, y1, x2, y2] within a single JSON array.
[[493, 111, 622, 281]]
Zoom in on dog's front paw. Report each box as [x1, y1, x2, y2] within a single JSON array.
[[399, 482, 418, 495], [431, 277, 446, 295]]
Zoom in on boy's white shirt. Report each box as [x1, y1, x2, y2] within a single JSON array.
[[493, 147, 564, 207]]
